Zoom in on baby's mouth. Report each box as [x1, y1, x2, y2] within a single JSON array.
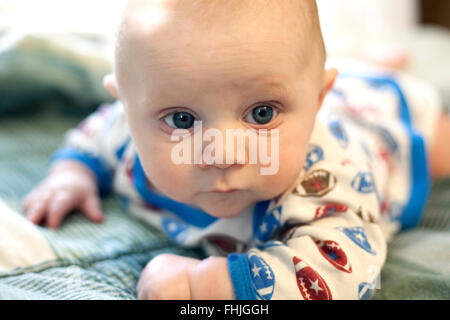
[[211, 188, 239, 194]]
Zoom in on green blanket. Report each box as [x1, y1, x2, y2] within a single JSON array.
[[0, 30, 449, 300]]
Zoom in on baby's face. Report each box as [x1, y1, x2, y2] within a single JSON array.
[[111, 0, 332, 218]]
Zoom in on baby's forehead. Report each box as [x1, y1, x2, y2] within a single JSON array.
[[116, 0, 325, 89], [119, 0, 320, 52]]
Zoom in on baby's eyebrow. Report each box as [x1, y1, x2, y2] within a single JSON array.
[[243, 77, 291, 96], [145, 74, 291, 109]]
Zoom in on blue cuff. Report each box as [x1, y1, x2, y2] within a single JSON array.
[[227, 253, 256, 300], [400, 127, 430, 230], [50, 147, 113, 196]]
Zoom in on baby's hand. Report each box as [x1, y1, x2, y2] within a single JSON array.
[[137, 254, 201, 300], [22, 160, 104, 229], [137, 253, 235, 300]]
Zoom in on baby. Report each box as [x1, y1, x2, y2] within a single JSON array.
[[22, 0, 450, 300]]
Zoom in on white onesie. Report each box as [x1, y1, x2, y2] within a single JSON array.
[[51, 62, 442, 300]]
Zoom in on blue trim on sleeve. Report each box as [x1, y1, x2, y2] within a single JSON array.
[[400, 128, 429, 229], [133, 156, 218, 228], [363, 76, 412, 124], [227, 253, 257, 300], [50, 147, 113, 196], [339, 73, 431, 229]]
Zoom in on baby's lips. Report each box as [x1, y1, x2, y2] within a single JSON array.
[[211, 188, 239, 193]]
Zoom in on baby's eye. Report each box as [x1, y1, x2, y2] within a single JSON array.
[[244, 105, 277, 125], [163, 111, 196, 129]]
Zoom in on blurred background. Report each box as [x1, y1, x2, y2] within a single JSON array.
[[0, 0, 448, 115], [317, 0, 450, 107]]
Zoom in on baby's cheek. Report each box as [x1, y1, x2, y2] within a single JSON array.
[[262, 142, 305, 195], [146, 157, 198, 202]]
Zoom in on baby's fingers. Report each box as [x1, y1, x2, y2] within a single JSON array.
[[22, 188, 49, 213], [80, 195, 104, 223], [26, 197, 51, 225], [46, 191, 79, 229]]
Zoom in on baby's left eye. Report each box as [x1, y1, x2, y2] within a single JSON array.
[[244, 105, 277, 125], [163, 111, 196, 129]]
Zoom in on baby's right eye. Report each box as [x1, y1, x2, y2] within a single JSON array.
[[163, 111, 196, 129]]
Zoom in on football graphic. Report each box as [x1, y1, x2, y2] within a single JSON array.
[[315, 203, 348, 219], [293, 169, 337, 198], [328, 119, 349, 148], [144, 202, 162, 212], [351, 171, 375, 194], [358, 282, 375, 300], [125, 156, 135, 183], [303, 144, 324, 171], [315, 240, 352, 273], [355, 206, 377, 223], [375, 125, 398, 156], [293, 256, 332, 300], [248, 251, 275, 300], [337, 226, 377, 255], [203, 235, 247, 256]]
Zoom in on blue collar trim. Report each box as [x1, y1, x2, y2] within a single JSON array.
[[133, 156, 219, 228]]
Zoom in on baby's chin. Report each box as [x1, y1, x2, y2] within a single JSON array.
[[193, 191, 256, 219]]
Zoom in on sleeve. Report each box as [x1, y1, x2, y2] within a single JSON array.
[[395, 72, 443, 152], [50, 101, 129, 196], [227, 161, 387, 300]]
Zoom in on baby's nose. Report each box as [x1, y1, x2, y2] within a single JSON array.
[[198, 142, 249, 169], [199, 161, 236, 170], [196, 124, 253, 169]]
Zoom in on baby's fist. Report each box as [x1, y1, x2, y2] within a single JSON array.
[[137, 254, 200, 300]]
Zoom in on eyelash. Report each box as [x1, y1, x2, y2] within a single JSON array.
[[160, 103, 281, 132]]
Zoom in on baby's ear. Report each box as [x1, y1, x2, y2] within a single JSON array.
[[318, 68, 338, 109], [103, 74, 120, 99]]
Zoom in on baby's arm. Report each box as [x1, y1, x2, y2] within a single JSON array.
[[429, 113, 450, 180], [226, 209, 385, 300], [22, 102, 126, 228]]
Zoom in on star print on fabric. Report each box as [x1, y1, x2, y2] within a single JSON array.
[[252, 264, 262, 278], [161, 217, 188, 243], [259, 222, 267, 233], [167, 222, 177, 232], [355, 232, 366, 243], [336, 226, 376, 255], [264, 266, 273, 280], [293, 256, 332, 300], [255, 206, 282, 246], [309, 279, 324, 295]]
